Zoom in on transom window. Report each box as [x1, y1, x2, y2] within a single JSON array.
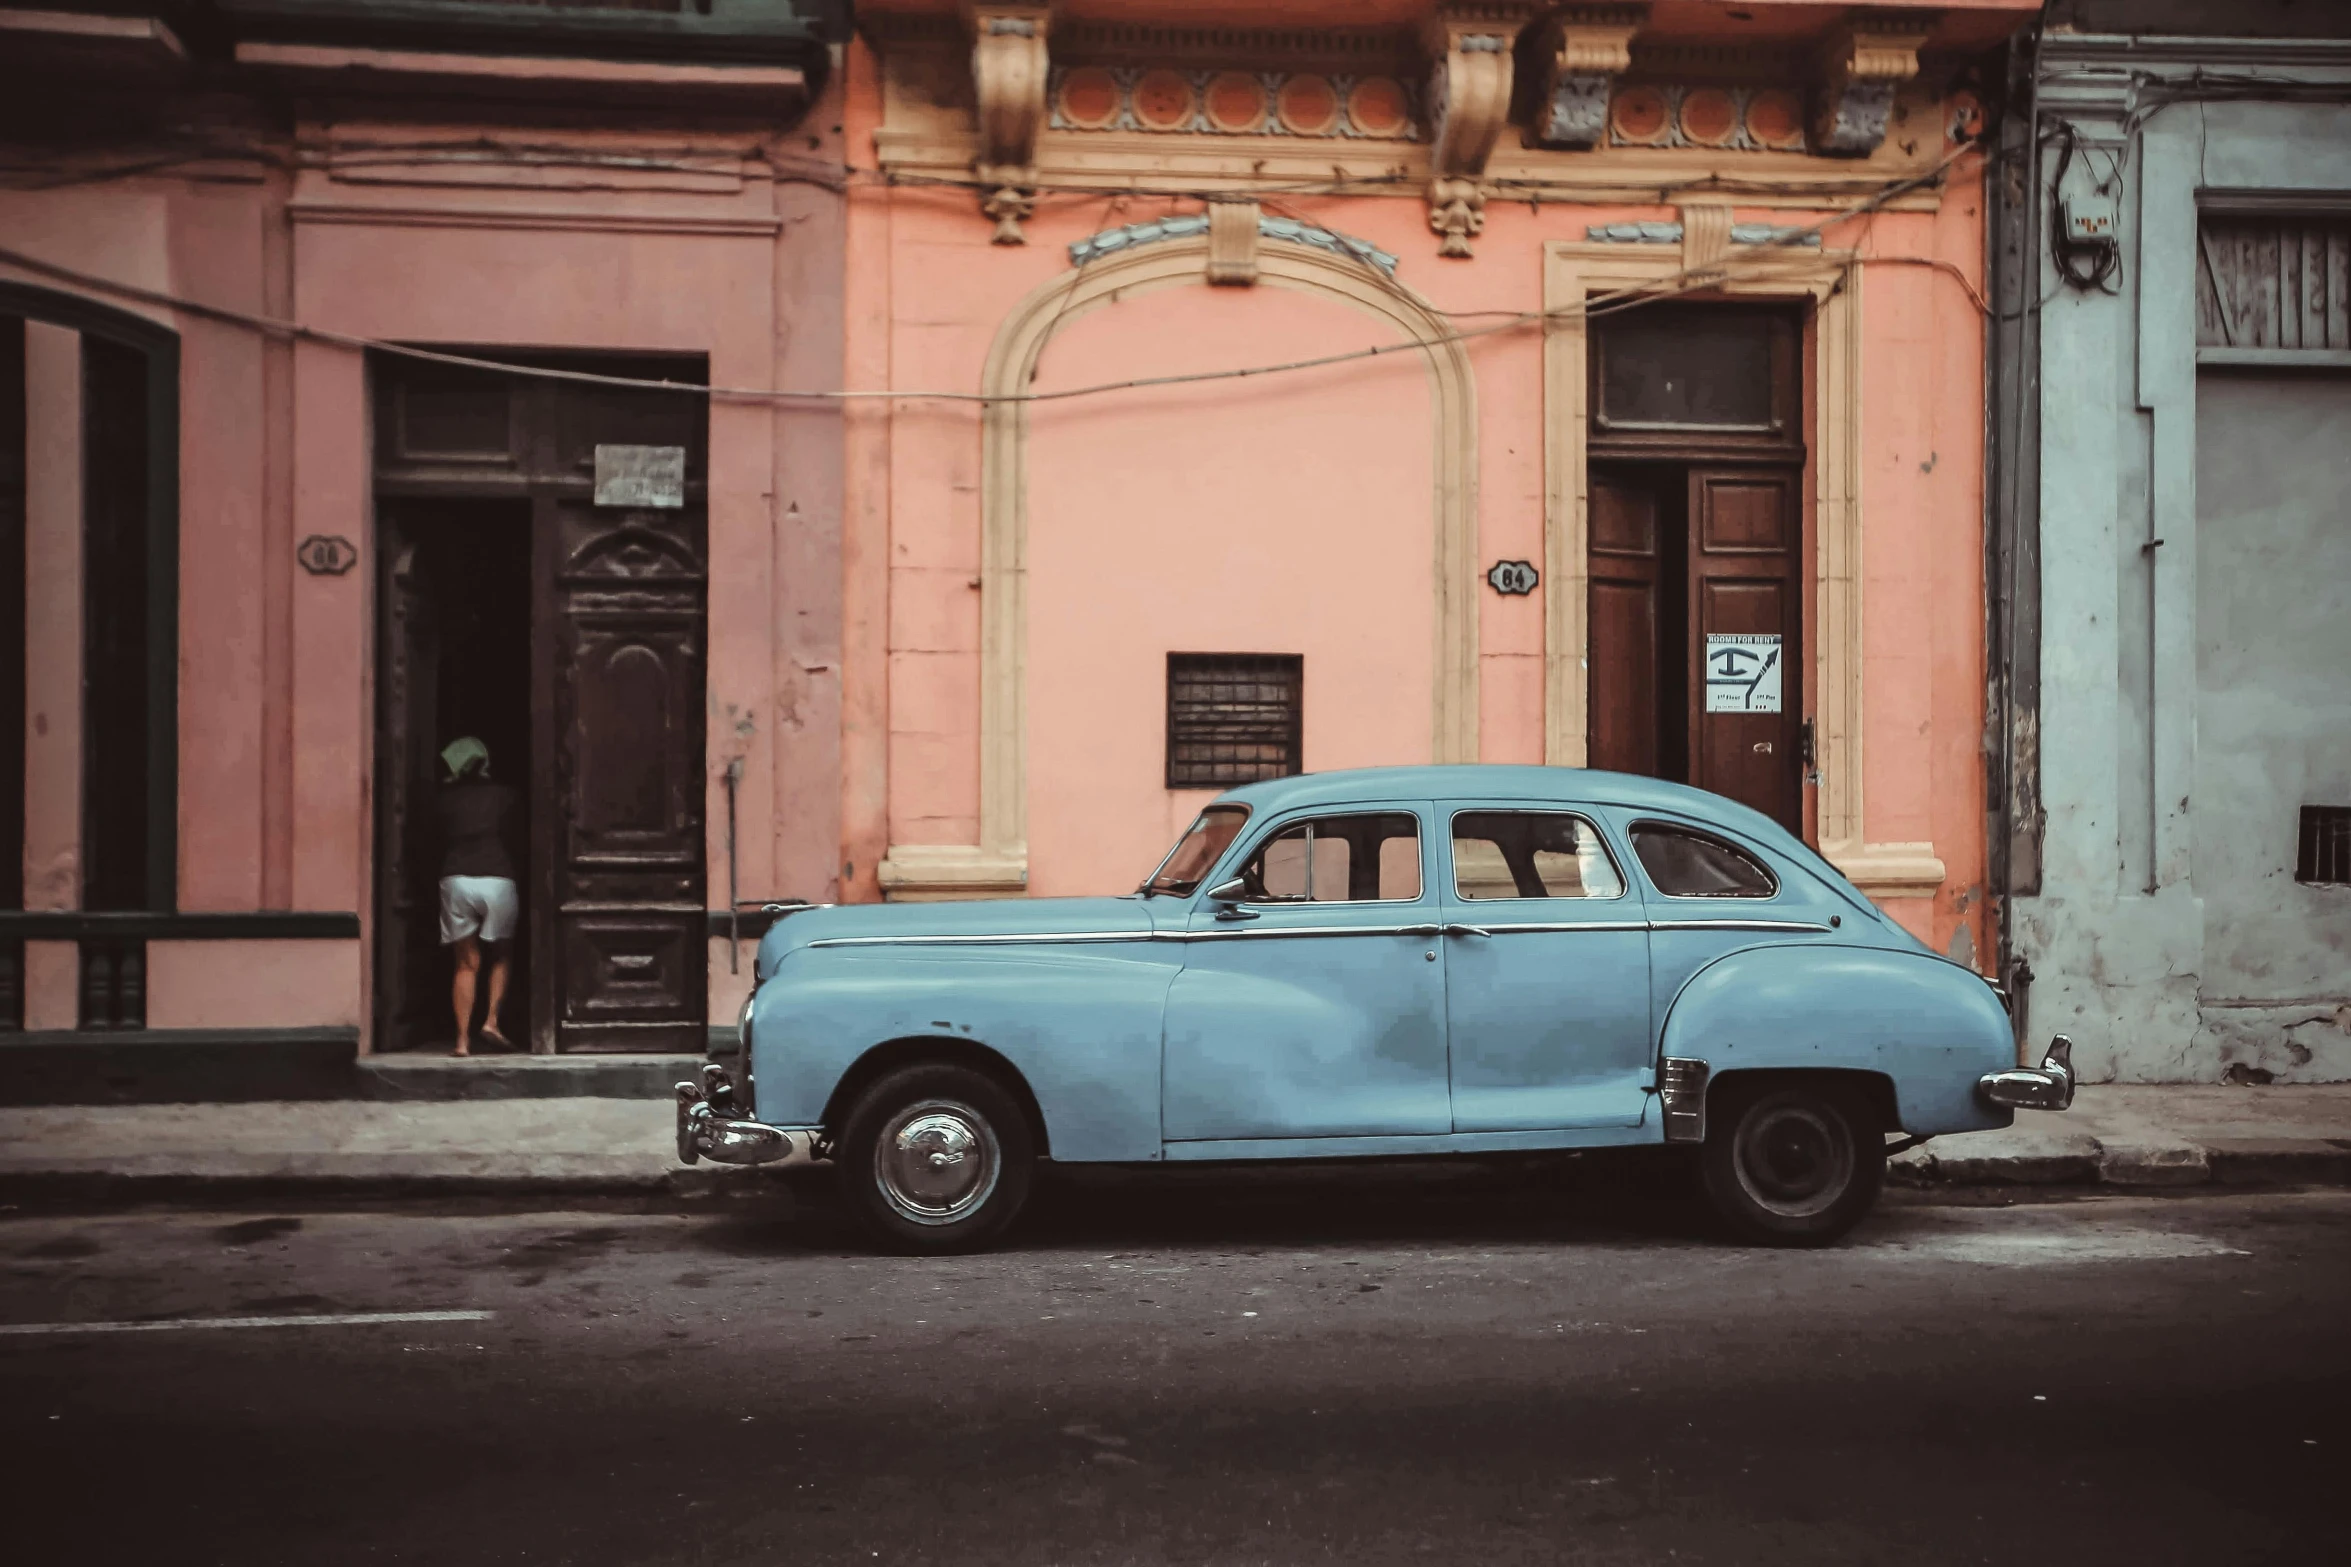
[[1236, 813, 1421, 903], [1630, 823, 1777, 899], [1450, 811, 1625, 900]]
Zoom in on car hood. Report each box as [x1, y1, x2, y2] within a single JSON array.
[[755, 895, 1154, 974]]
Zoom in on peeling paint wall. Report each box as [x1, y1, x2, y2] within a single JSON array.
[[2011, 34, 2351, 1082]]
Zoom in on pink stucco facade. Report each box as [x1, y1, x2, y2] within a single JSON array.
[[842, 0, 2029, 968], [3, 48, 846, 1050]]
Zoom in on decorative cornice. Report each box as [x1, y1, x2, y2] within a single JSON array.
[[1052, 20, 1417, 72], [1585, 220, 1822, 247], [971, 3, 1051, 243], [1530, 5, 1646, 151], [1068, 211, 1398, 278], [1422, 2, 1536, 258], [286, 201, 782, 237], [1813, 16, 1931, 157]]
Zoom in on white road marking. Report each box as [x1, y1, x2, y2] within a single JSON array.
[[0, 1310, 494, 1337]]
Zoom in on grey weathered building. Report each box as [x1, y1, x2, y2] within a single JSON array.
[[1988, 0, 2351, 1081]]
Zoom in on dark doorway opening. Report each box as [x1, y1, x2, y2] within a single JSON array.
[[1585, 303, 1807, 834], [376, 500, 535, 1053], [372, 350, 710, 1056]]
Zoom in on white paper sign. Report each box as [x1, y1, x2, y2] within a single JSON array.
[[1704, 633, 1782, 713], [593, 444, 686, 508]]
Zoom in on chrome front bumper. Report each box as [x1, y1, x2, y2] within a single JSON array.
[[1978, 1034, 2076, 1113], [674, 1065, 820, 1167]]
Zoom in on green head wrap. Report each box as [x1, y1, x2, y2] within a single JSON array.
[[440, 736, 490, 782]]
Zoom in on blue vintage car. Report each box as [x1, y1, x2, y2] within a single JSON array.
[[679, 766, 2073, 1252]]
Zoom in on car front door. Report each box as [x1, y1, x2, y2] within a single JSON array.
[[1161, 807, 1452, 1143], [1439, 806, 1654, 1131]]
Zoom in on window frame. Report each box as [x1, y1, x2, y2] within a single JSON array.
[[1444, 807, 1630, 903], [1625, 818, 1781, 901], [1214, 807, 1430, 908]]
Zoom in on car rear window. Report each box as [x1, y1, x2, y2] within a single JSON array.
[[1630, 824, 1777, 898]]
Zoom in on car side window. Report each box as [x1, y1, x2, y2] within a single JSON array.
[[1239, 813, 1422, 903], [1451, 811, 1626, 900], [1630, 824, 1777, 898]]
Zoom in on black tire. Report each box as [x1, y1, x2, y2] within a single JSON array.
[[835, 1063, 1035, 1255], [1699, 1080, 1884, 1247]]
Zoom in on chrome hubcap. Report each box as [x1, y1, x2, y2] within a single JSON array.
[[1733, 1100, 1853, 1219], [873, 1100, 1000, 1226]]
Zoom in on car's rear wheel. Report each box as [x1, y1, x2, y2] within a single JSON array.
[[836, 1063, 1034, 1255], [1699, 1080, 1883, 1246]]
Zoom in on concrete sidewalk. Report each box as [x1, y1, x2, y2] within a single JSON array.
[[0, 1086, 2347, 1200]]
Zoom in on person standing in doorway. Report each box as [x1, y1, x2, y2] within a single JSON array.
[[436, 736, 521, 1056]]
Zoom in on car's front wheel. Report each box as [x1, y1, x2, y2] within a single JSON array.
[[1699, 1080, 1884, 1246], [836, 1063, 1034, 1254]]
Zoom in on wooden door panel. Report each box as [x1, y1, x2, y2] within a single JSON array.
[[548, 499, 707, 1053], [1588, 471, 1662, 776], [1588, 579, 1658, 775], [1689, 469, 1801, 832], [373, 527, 443, 1051]]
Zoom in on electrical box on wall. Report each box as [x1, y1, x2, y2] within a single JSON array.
[[2063, 193, 2117, 242]]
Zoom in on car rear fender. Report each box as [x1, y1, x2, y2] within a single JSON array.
[[1657, 943, 2014, 1136]]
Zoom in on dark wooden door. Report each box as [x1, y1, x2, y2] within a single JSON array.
[[1686, 468, 1801, 830], [536, 494, 708, 1053], [372, 522, 443, 1052], [1586, 470, 1665, 778]]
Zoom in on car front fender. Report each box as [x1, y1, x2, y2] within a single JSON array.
[[1658, 943, 2015, 1136], [750, 944, 1178, 1162]]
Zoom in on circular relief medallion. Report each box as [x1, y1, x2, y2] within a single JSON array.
[[1345, 75, 1411, 138], [1610, 85, 1671, 146], [1203, 71, 1269, 134], [1055, 66, 1121, 131], [1131, 69, 1198, 132], [1679, 87, 1741, 148], [1276, 73, 1339, 137], [1743, 88, 1806, 151]]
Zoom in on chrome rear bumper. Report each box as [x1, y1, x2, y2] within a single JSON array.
[[1978, 1034, 2076, 1113], [674, 1065, 819, 1167]]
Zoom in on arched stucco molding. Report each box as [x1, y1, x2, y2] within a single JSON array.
[[878, 237, 1480, 899]]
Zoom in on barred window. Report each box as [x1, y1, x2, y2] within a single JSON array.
[[2299, 806, 2351, 886], [1166, 654, 1301, 789]]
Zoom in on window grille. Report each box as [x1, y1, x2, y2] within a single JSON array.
[[1166, 654, 1301, 789], [2298, 806, 2351, 886]]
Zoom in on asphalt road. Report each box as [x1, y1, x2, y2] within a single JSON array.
[[4, 1171, 2347, 1566]]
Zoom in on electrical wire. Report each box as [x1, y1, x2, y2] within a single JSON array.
[[0, 143, 1973, 409]]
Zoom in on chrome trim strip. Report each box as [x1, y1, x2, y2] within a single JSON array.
[[1648, 918, 1833, 933], [804, 915, 1830, 950]]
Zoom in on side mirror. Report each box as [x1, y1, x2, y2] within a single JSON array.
[[1204, 877, 1248, 904]]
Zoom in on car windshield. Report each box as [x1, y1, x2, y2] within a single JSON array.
[[1142, 806, 1250, 895]]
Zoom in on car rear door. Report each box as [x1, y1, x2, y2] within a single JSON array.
[[1160, 805, 1452, 1142], [1438, 804, 1654, 1131]]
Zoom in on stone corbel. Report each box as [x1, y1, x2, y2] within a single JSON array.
[[1812, 13, 1931, 157], [1205, 200, 1261, 285], [969, 3, 1051, 243], [1423, 5, 1532, 258], [1529, 5, 1645, 150]]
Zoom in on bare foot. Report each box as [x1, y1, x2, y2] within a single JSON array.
[[480, 1025, 513, 1051], [450, 1043, 471, 1058]]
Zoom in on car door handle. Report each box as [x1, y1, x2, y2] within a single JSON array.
[[1444, 923, 1492, 938], [1397, 924, 1442, 937]]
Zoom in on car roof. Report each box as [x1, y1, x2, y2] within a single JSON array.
[[1214, 765, 1805, 855]]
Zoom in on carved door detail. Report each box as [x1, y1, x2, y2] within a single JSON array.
[[372, 528, 443, 1052], [540, 499, 707, 1053]]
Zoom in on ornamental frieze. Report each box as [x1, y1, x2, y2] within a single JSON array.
[[1047, 65, 1421, 140]]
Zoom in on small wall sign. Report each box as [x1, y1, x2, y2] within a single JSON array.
[[1705, 632, 1783, 713], [1486, 559, 1539, 595], [296, 535, 358, 575], [593, 443, 687, 509]]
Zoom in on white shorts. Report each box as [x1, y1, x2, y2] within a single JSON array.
[[439, 876, 519, 945]]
